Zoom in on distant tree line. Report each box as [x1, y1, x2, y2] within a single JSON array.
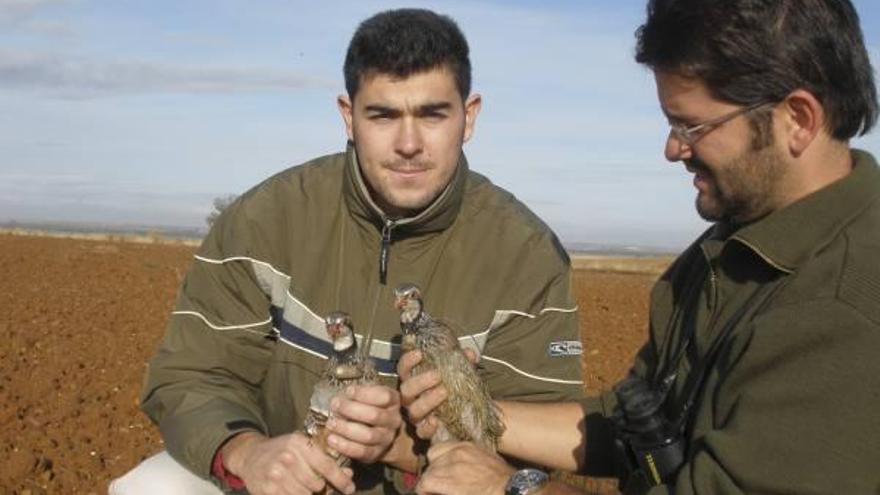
[[205, 194, 239, 228]]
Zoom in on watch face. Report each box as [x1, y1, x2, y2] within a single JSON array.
[[505, 468, 549, 495]]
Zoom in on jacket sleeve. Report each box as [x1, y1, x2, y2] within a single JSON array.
[[141, 199, 277, 480], [478, 232, 585, 402], [656, 300, 880, 494]]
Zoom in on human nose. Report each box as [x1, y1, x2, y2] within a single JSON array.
[[394, 118, 423, 158], [664, 129, 692, 162]]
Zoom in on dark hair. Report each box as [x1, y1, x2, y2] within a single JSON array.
[[343, 8, 471, 100], [635, 0, 878, 140]]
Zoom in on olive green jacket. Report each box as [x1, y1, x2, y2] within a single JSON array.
[[584, 150, 880, 494], [141, 146, 584, 493]]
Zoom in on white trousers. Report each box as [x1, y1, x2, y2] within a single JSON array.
[[108, 451, 224, 495]]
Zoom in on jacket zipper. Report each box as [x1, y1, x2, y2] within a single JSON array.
[[347, 148, 455, 286], [379, 218, 395, 285]]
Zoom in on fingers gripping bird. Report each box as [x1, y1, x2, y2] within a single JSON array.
[[394, 283, 505, 451], [304, 311, 377, 464]]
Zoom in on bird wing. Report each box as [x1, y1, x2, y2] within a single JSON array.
[[421, 332, 504, 450]]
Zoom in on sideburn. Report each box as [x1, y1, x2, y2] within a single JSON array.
[[747, 109, 775, 150]]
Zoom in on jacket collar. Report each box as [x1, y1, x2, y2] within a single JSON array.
[[718, 149, 880, 273], [342, 143, 468, 235]]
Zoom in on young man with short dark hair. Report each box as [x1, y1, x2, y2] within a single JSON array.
[[110, 8, 584, 495]]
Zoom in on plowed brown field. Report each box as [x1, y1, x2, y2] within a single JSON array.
[[0, 233, 664, 495]]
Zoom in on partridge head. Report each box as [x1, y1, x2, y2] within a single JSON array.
[[394, 283, 425, 333], [325, 311, 354, 350], [324, 311, 362, 380]]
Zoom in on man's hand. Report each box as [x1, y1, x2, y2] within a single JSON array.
[[324, 383, 402, 463], [222, 431, 355, 495], [398, 350, 443, 440], [398, 349, 478, 440], [416, 441, 514, 495]]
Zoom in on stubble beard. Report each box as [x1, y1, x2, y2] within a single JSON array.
[[692, 139, 786, 225], [370, 158, 443, 218]]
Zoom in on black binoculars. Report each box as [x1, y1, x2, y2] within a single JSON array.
[[612, 375, 686, 486]]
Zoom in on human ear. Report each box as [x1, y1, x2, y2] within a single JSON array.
[[337, 95, 355, 142], [781, 89, 824, 157], [462, 93, 482, 143]]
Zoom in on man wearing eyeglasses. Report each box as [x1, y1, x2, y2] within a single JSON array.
[[401, 0, 880, 493]]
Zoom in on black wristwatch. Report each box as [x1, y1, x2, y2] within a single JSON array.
[[504, 468, 549, 495]]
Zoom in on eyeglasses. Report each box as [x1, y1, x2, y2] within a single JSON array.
[[669, 102, 773, 146]]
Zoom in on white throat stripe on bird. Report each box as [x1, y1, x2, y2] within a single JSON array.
[[334, 333, 355, 352]]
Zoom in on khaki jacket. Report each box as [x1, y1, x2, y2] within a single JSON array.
[[142, 146, 584, 493], [584, 150, 880, 494]]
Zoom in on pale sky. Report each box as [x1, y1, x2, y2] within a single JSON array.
[[2, 0, 879, 250]]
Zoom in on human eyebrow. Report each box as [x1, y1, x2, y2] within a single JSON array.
[[662, 105, 706, 127], [661, 108, 685, 125], [364, 105, 401, 119], [415, 102, 452, 117], [667, 114, 701, 130]]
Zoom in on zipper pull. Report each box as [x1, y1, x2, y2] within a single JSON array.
[[380, 219, 394, 285]]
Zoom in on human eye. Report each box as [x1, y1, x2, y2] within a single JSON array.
[[367, 111, 394, 121], [667, 121, 696, 144], [365, 106, 399, 121], [666, 120, 686, 135], [422, 110, 447, 121], [418, 104, 451, 121], [666, 114, 689, 128]]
